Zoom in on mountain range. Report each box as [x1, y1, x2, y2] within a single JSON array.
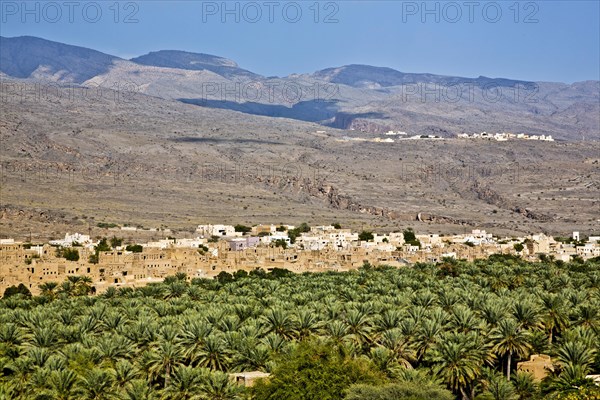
[[2, 35, 598, 141], [1, 35, 599, 240]]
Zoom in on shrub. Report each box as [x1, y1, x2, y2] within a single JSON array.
[[57, 247, 80, 261], [252, 340, 385, 400], [234, 224, 252, 234], [359, 231, 374, 242], [126, 244, 143, 253], [345, 382, 453, 400], [3, 283, 32, 299]]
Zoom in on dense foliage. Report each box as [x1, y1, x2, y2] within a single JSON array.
[[1, 256, 599, 399]]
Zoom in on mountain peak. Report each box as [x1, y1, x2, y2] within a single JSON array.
[[130, 50, 259, 79], [0, 36, 119, 83], [131, 50, 239, 69]]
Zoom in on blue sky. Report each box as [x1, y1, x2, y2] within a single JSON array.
[[1, 1, 599, 82]]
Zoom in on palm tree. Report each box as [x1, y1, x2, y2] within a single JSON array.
[[179, 320, 213, 363], [511, 371, 538, 400], [199, 371, 243, 400], [74, 276, 93, 296], [415, 318, 442, 364], [0, 323, 23, 361], [379, 328, 414, 368], [143, 340, 184, 387], [27, 346, 50, 368], [112, 360, 140, 389], [368, 346, 398, 377], [480, 372, 518, 400], [233, 342, 270, 372], [261, 308, 296, 340], [450, 305, 484, 334], [76, 368, 117, 400], [101, 311, 129, 332], [294, 309, 322, 339], [512, 300, 543, 331], [38, 282, 59, 299], [260, 333, 288, 354], [545, 362, 597, 394], [374, 309, 403, 332], [556, 340, 597, 370], [95, 334, 135, 366], [432, 333, 493, 400], [540, 294, 568, 344], [575, 304, 599, 332], [3, 357, 33, 394], [161, 365, 203, 400], [29, 325, 60, 349], [345, 308, 373, 347], [434, 339, 480, 399], [490, 319, 532, 381], [479, 301, 509, 328], [47, 369, 78, 400], [122, 379, 158, 400], [194, 335, 230, 371]]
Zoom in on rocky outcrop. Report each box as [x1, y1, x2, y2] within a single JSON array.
[[255, 175, 474, 226]]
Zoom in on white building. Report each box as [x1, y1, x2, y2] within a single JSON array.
[[196, 224, 236, 237], [260, 234, 290, 246], [296, 234, 329, 251], [576, 243, 600, 259], [144, 239, 175, 249], [49, 233, 92, 247], [175, 238, 207, 248]]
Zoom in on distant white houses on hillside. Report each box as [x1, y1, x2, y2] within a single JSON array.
[[49, 233, 92, 247], [196, 224, 236, 237]]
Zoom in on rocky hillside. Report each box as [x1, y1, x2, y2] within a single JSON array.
[[0, 36, 120, 83], [1, 35, 598, 141], [1, 79, 598, 240], [130, 50, 260, 79]]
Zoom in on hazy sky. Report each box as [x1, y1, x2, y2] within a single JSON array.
[[2, 1, 599, 82]]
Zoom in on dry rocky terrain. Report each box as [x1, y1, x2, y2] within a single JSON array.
[[1, 80, 598, 242]]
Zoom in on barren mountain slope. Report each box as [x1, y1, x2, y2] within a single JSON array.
[[2, 36, 598, 142], [1, 80, 598, 241]]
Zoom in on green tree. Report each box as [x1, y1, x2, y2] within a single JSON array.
[[403, 228, 421, 247], [125, 244, 143, 252], [57, 247, 80, 261], [345, 382, 454, 400], [359, 231, 374, 242], [491, 319, 532, 381], [252, 340, 385, 400], [110, 237, 123, 248], [272, 239, 288, 249], [234, 225, 251, 234], [3, 283, 32, 298]]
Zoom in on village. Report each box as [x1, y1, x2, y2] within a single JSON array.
[[1, 224, 598, 295], [335, 130, 554, 143], [457, 132, 555, 141]]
